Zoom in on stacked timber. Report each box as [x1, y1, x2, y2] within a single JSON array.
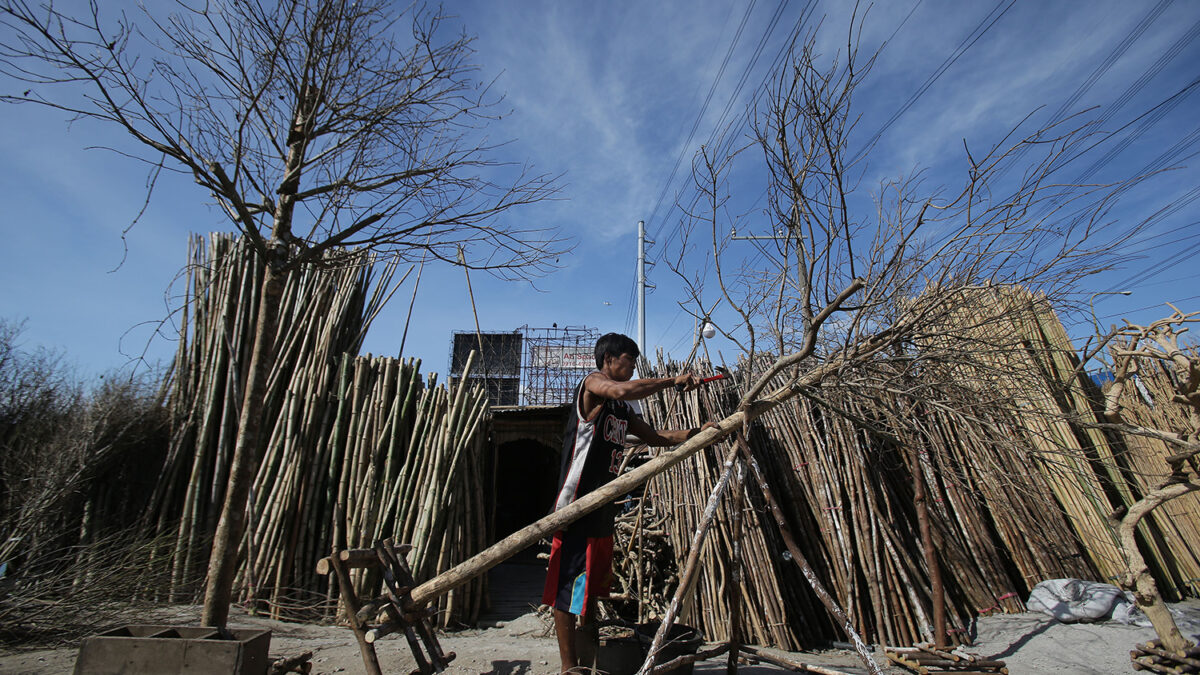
[[145, 234, 492, 628]]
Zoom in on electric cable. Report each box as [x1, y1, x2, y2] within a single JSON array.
[[850, 0, 1016, 165]]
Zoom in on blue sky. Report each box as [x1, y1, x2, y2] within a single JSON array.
[[1, 0, 1198, 380]]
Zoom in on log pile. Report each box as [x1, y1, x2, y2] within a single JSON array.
[[1131, 638, 1200, 673], [143, 234, 492, 627]]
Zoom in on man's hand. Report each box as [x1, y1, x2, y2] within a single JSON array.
[[673, 372, 703, 391]]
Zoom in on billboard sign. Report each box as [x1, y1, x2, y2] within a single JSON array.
[[529, 345, 593, 370]]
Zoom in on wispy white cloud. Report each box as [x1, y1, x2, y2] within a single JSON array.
[[458, 2, 772, 247], [3, 0, 1197, 372]]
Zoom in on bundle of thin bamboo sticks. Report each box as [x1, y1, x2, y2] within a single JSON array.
[[148, 233, 394, 599], [617, 288, 1198, 649], [932, 286, 1200, 598], [626, 362, 1099, 649], [145, 234, 492, 627], [243, 352, 493, 627]]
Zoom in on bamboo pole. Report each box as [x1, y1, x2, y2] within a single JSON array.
[[638, 445, 740, 675]]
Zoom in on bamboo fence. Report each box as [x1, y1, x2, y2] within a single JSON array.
[[141, 234, 493, 628]]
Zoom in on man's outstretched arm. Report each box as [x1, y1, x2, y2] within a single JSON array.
[[586, 371, 702, 401], [627, 416, 718, 447]]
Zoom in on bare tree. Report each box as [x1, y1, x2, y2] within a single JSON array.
[[1, 0, 566, 627], [399, 21, 1149, 669], [653, 12, 1155, 659], [1094, 306, 1199, 654]]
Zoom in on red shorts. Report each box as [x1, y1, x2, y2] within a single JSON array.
[[542, 530, 613, 616]]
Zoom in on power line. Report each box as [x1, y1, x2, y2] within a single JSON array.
[[648, 0, 798, 246], [627, 1, 762, 343], [850, 0, 1016, 164], [988, 0, 1173, 185], [642, 0, 762, 239], [641, 0, 807, 350], [653, 0, 815, 254], [1097, 294, 1200, 323], [653, 0, 932, 351], [1068, 76, 1200, 186]]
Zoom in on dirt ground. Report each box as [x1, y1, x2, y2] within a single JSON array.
[[3, 599, 1199, 675]]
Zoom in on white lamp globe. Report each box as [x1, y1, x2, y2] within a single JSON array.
[[701, 322, 717, 339]]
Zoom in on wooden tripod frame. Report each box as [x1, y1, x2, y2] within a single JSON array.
[[316, 540, 454, 675]]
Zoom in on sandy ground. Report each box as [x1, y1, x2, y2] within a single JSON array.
[[3, 599, 1198, 674]]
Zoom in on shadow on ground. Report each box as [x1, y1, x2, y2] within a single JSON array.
[[483, 659, 533, 675]]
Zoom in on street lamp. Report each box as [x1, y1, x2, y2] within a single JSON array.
[[1089, 290, 1132, 336]]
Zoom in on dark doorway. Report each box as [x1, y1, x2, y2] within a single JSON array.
[[494, 437, 560, 551]]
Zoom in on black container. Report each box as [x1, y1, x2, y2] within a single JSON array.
[[634, 622, 702, 675], [596, 628, 643, 675]]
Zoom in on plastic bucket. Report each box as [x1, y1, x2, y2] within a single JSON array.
[[634, 621, 702, 675]]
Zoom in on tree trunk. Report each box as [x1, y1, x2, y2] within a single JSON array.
[[202, 262, 285, 627], [1113, 480, 1198, 654]]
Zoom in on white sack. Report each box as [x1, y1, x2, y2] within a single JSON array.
[[1026, 578, 1131, 623]]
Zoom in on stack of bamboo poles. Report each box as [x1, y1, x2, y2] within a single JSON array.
[[632, 373, 1095, 649], [616, 288, 1198, 649], [145, 233, 493, 627], [244, 352, 493, 627], [934, 286, 1200, 599], [147, 233, 394, 598], [641, 386, 809, 650], [974, 288, 1134, 583]]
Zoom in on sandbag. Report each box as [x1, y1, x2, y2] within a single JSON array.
[[1026, 578, 1131, 622]]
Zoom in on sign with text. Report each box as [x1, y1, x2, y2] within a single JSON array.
[[529, 345, 593, 370]]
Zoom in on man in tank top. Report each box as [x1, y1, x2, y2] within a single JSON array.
[[543, 332, 715, 673]]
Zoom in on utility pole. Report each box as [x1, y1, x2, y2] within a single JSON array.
[[638, 220, 648, 353]]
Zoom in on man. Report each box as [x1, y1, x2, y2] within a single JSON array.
[[542, 332, 714, 673]]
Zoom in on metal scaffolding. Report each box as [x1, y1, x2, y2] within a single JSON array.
[[519, 325, 598, 406], [447, 326, 598, 407]]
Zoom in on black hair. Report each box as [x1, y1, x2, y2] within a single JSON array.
[[594, 333, 639, 369]]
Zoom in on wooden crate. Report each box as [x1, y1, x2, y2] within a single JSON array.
[[73, 625, 270, 675]]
